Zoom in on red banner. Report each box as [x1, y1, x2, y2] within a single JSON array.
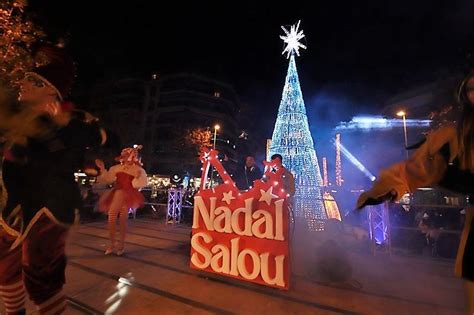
[[190, 150, 290, 289]]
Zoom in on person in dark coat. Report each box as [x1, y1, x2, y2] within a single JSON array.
[[235, 155, 263, 190]]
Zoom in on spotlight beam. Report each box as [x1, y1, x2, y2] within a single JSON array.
[[331, 139, 376, 181]]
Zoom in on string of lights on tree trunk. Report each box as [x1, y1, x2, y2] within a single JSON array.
[[322, 157, 328, 187], [335, 133, 343, 186]]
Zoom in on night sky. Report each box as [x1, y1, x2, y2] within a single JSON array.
[[27, 0, 474, 148]]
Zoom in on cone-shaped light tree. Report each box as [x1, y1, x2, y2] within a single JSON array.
[[269, 21, 327, 231]]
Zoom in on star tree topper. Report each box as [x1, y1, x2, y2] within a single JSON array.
[[280, 20, 307, 59]]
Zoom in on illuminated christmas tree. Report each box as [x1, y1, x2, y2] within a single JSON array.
[[270, 21, 327, 230]]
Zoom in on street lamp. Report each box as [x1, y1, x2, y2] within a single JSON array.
[[210, 124, 220, 188], [213, 124, 220, 149], [396, 110, 409, 159]]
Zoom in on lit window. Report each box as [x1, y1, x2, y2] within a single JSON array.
[[214, 91, 220, 98]]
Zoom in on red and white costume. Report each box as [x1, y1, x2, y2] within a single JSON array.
[[96, 146, 147, 255], [98, 164, 147, 213]]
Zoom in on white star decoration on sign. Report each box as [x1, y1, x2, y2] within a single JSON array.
[[222, 191, 236, 205], [259, 187, 279, 206], [280, 20, 307, 59]]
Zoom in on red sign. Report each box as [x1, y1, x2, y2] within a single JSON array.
[[190, 149, 290, 289]]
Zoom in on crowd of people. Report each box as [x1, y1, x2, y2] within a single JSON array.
[[0, 40, 473, 313], [0, 49, 296, 313]]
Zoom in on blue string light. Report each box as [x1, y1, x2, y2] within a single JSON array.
[[270, 55, 327, 231]]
